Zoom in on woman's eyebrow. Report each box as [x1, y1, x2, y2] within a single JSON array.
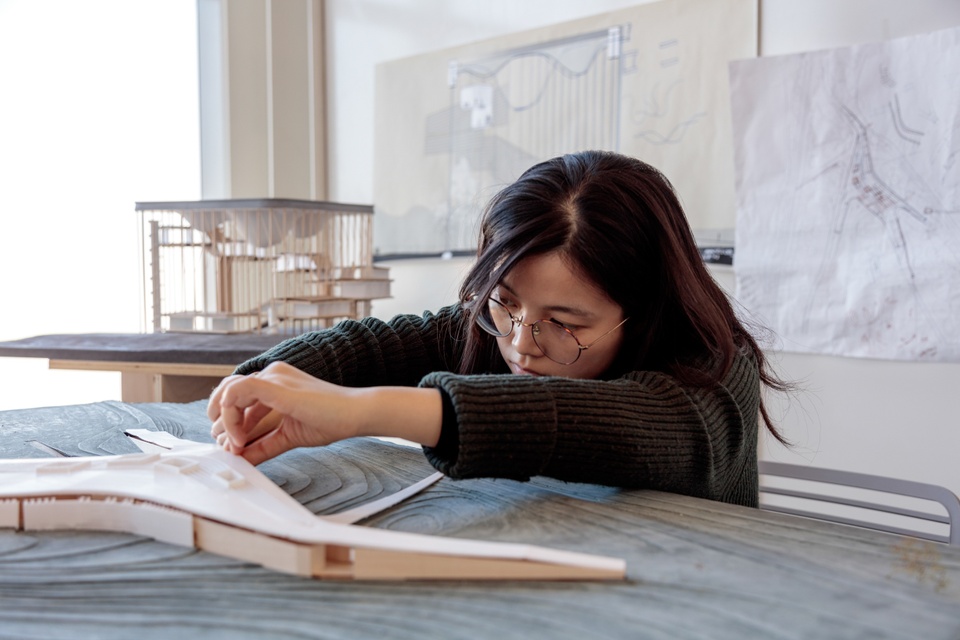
[[497, 282, 595, 318], [498, 282, 518, 296], [544, 304, 595, 319]]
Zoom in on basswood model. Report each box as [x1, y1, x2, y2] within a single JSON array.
[[0, 430, 625, 581]]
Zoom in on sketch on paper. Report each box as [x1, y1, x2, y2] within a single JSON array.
[[378, 27, 627, 255], [0, 430, 625, 581], [374, 0, 757, 255], [731, 26, 960, 362], [430, 28, 625, 252], [629, 37, 706, 148]]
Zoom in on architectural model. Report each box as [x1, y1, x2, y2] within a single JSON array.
[[0, 431, 626, 581], [135, 199, 391, 334]]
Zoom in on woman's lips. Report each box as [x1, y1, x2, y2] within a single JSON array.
[[510, 362, 541, 376]]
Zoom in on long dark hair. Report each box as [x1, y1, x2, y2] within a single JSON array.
[[458, 150, 788, 443]]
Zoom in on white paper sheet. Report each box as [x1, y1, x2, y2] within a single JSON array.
[[731, 26, 960, 362]]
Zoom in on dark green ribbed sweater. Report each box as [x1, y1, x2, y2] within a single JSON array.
[[235, 305, 761, 507]]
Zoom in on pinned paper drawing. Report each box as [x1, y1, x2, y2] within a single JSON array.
[[731, 26, 960, 362]]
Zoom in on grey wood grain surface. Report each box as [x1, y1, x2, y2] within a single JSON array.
[[1, 401, 958, 639], [0, 333, 287, 364]]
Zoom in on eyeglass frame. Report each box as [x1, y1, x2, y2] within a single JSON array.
[[476, 296, 630, 365]]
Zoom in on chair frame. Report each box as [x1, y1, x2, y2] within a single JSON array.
[[758, 461, 960, 546]]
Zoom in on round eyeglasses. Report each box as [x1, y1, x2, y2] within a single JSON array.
[[476, 297, 629, 365]]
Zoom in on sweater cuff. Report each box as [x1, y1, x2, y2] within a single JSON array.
[[431, 387, 460, 461], [234, 331, 353, 382], [418, 372, 558, 481]]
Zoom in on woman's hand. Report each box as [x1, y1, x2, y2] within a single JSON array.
[[208, 362, 443, 465]]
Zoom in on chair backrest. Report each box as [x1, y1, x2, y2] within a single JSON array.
[[758, 461, 960, 546]]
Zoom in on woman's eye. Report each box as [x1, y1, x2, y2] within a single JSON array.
[[550, 318, 578, 331]]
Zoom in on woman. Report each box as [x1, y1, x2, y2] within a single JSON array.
[[209, 150, 788, 507]]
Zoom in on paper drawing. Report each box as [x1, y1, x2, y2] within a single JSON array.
[[374, 0, 757, 255], [731, 26, 960, 362]]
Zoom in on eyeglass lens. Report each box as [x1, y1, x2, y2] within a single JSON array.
[[478, 299, 582, 365]]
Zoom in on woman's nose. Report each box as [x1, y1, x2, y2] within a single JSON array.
[[511, 321, 541, 356]]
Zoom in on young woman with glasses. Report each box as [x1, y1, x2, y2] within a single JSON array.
[[209, 150, 789, 507]]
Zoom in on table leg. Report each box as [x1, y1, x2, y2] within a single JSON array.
[[121, 372, 223, 403]]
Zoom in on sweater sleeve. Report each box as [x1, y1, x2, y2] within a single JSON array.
[[231, 304, 761, 507], [233, 305, 462, 387], [420, 352, 761, 507]]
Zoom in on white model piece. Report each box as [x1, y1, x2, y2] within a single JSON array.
[[0, 431, 626, 581]]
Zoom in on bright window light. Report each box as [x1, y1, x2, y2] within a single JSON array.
[[0, 0, 200, 409]]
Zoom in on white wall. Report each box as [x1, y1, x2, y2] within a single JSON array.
[[760, 0, 960, 55], [370, 256, 475, 320]]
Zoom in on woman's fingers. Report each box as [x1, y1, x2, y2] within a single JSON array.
[[242, 402, 275, 436], [212, 374, 298, 452], [207, 374, 244, 421], [209, 375, 272, 442], [219, 401, 248, 447], [208, 363, 352, 464], [234, 426, 294, 466]]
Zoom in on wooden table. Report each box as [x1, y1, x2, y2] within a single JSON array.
[[1, 400, 958, 639], [0, 333, 286, 403]]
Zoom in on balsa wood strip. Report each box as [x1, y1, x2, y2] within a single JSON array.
[[48, 359, 236, 377]]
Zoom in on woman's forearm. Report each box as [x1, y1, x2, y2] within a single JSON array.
[[352, 386, 443, 448]]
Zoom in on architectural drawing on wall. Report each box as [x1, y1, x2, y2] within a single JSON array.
[[0, 430, 625, 581], [430, 28, 625, 251], [374, 0, 758, 255], [732, 25, 960, 362], [808, 103, 930, 305], [628, 38, 706, 148]]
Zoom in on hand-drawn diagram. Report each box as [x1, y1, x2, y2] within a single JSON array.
[[732, 26, 960, 362], [391, 27, 627, 254], [439, 28, 624, 250], [629, 37, 707, 148], [374, 0, 757, 255], [832, 104, 928, 277]]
